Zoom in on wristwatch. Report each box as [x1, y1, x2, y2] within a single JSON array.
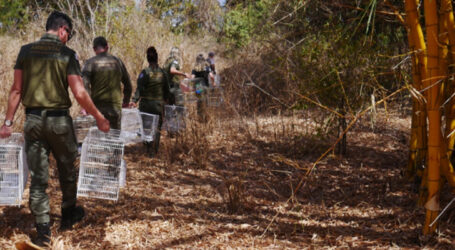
[[4, 120, 13, 127]]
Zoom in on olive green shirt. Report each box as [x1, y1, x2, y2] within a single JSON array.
[[163, 57, 181, 88], [14, 33, 81, 109], [133, 66, 170, 103], [82, 52, 132, 109]]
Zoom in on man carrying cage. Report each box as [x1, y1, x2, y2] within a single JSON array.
[[0, 11, 110, 246], [82, 36, 133, 129]]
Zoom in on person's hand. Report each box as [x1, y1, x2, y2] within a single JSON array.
[[96, 116, 110, 132], [185, 72, 192, 79], [129, 102, 137, 108], [80, 109, 88, 116], [0, 125, 12, 138], [122, 103, 130, 108]]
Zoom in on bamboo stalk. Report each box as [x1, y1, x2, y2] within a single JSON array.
[[405, 0, 427, 180], [404, 1, 428, 202], [441, 0, 455, 189], [423, 0, 441, 235]]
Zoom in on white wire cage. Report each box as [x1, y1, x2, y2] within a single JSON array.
[[121, 108, 143, 144], [184, 92, 198, 104], [140, 112, 159, 142], [206, 89, 224, 107], [0, 133, 28, 206], [77, 128, 125, 201], [73, 115, 96, 143], [163, 105, 187, 133]]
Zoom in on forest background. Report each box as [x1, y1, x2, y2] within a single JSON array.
[[1, 0, 454, 248]]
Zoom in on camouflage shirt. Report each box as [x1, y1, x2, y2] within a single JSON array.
[[14, 33, 81, 109], [163, 57, 181, 88], [133, 66, 170, 103], [82, 52, 132, 109]]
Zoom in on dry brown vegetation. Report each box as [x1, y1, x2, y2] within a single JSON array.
[[1, 100, 455, 248]]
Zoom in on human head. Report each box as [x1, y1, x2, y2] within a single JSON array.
[[196, 54, 205, 64], [194, 54, 206, 71], [46, 11, 74, 43], [169, 47, 181, 59], [147, 46, 158, 65], [208, 52, 215, 58], [92, 36, 109, 54]]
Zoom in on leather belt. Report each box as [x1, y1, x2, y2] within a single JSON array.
[[25, 108, 69, 117]]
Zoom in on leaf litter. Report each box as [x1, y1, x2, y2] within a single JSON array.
[[0, 106, 454, 248]]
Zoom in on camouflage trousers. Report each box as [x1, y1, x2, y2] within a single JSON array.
[[139, 100, 163, 154], [169, 87, 184, 106], [24, 112, 79, 224], [96, 105, 121, 130]]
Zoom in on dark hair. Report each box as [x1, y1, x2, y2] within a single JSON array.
[[46, 11, 73, 31], [93, 36, 108, 49], [147, 46, 158, 65], [208, 52, 215, 57]]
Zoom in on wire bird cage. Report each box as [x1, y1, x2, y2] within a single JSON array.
[[207, 92, 224, 107], [209, 74, 221, 87], [184, 92, 198, 104], [121, 108, 143, 144], [77, 128, 126, 201], [0, 133, 28, 206], [73, 115, 96, 143], [140, 112, 159, 142], [163, 105, 187, 133]]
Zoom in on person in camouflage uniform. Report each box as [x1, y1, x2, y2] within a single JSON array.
[[132, 46, 170, 156], [191, 54, 213, 122], [163, 47, 191, 106], [0, 11, 110, 246], [82, 36, 132, 129]]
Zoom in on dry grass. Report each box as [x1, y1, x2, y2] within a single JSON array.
[[1, 102, 455, 248]]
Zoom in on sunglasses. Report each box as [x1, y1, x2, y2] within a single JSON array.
[[62, 26, 75, 41]]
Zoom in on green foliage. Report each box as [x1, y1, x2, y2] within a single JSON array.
[[221, 0, 408, 125], [0, 0, 30, 31], [145, 0, 223, 35], [223, 0, 273, 48]]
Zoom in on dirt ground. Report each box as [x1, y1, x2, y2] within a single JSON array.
[[1, 106, 455, 249]]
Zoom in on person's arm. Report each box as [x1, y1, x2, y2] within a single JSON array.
[[162, 70, 171, 103], [0, 70, 23, 138], [68, 75, 110, 132], [170, 66, 191, 78], [81, 61, 92, 95], [132, 70, 146, 104], [119, 59, 132, 107]]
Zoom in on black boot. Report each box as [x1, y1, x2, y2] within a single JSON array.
[[33, 223, 51, 247], [60, 205, 85, 230]]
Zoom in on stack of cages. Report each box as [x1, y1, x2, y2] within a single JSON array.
[[163, 105, 187, 133], [73, 115, 96, 143], [139, 112, 160, 142], [121, 108, 143, 144], [77, 128, 126, 201], [0, 133, 28, 206]]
